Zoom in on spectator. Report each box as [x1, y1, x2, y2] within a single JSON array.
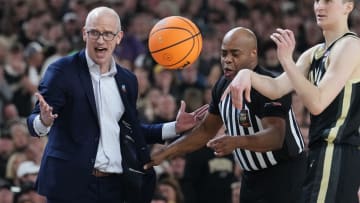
[[231, 181, 241, 203], [24, 136, 47, 165], [0, 136, 14, 177], [4, 43, 34, 118], [261, 40, 283, 75], [5, 152, 26, 185], [167, 155, 186, 189], [2, 103, 26, 137], [24, 42, 44, 94], [9, 121, 30, 152], [142, 87, 163, 123], [16, 161, 39, 185], [152, 64, 177, 95], [62, 12, 83, 51], [41, 36, 71, 77], [151, 192, 167, 203], [14, 181, 46, 203], [182, 145, 236, 203], [0, 178, 14, 203], [183, 88, 204, 112], [157, 177, 184, 203], [175, 61, 207, 100], [153, 94, 178, 123]]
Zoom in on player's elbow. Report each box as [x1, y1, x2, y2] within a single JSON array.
[[268, 93, 282, 100], [309, 109, 322, 116], [304, 95, 330, 115], [307, 104, 326, 116]]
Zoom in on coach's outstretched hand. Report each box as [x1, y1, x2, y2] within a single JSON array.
[[175, 100, 208, 134], [35, 92, 58, 127]]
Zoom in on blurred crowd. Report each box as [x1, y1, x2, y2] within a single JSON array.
[[1, 0, 360, 202]]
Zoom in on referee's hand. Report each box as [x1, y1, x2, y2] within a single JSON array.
[[144, 148, 168, 170], [207, 135, 236, 156]]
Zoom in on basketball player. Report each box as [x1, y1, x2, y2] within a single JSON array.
[[226, 0, 360, 202], [145, 27, 306, 203]]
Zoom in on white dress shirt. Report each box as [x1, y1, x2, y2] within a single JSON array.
[[86, 52, 124, 173]]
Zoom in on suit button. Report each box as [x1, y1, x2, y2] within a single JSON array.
[[95, 137, 99, 142]]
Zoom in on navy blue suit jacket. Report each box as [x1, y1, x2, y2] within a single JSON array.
[[27, 51, 162, 202]]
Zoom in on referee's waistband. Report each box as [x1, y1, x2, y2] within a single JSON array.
[[243, 151, 306, 173]]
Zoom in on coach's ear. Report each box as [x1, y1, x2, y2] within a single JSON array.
[[82, 27, 87, 42], [251, 49, 257, 58], [116, 31, 124, 45]]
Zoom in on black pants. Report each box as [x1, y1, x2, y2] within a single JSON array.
[[47, 174, 124, 203], [240, 152, 307, 203], [302, 143, 360, 203]]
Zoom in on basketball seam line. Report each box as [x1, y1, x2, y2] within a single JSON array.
[[150, 27, 193, 36], [159, 33, 197, 68], [176, 17, 197, 32], [150, 32, 201, 54]]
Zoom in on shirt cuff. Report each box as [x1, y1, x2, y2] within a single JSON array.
[[33, 115, 51, 136], [162, 121, 179, 140]]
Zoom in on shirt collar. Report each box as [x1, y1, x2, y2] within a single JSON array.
[[85, 50, 117, 76]]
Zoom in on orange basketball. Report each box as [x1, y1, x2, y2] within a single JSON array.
[[148, 16, 202, 70]]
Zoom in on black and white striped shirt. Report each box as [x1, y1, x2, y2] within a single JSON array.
[[209, 66, 304, 171]]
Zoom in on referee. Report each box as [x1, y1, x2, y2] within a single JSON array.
[[145, 27, 306, 203]]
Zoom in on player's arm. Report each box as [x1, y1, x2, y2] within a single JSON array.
[[250, 70, 292, 100], [273, 29, 360, 115], [303, 37, 360, 114], [144, 113, 223, 169], [226, 69, 291, 109], [207, 116, 285, 155], [227, 49, 312, 109]]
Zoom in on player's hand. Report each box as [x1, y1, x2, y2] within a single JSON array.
[[35, 92, 58, 126], [207, 134, 237, 156], [270, 28, 295, 66], [175, 100, 209, 134], [143, 147, 169, 170], [221, 69, 252, 109]]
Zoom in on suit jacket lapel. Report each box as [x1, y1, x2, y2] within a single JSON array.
[[115, 67, 131, 112], [77, 51, 98, 120]]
